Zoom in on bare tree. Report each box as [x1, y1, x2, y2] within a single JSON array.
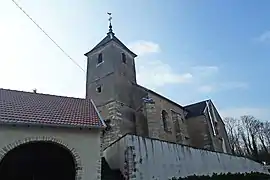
[[224, 117, 243, 155], [224, 115, 270, 163], [255, 122, 268, 153], [263, 122, 270, 147], [240, 115, 260, 160]]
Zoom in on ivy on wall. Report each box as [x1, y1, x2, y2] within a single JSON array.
[[170, 172, 270, 180]]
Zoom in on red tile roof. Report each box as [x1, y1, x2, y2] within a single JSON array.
[[0, 88, 105, 128]]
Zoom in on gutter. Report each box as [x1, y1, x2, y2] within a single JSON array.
[[0, 119, 103, 130], [91, 99, 107, 128]]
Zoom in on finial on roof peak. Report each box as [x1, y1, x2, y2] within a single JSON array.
[[107, 12, 114, 38]]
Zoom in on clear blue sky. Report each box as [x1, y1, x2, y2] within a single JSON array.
[[0, 0, 269, 120]]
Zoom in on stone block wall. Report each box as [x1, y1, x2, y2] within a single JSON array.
[[134, 110, 148, 137], [201, 101, 231, 153], [145, 92, 190, 144], [143, 102, 159, 139], [186, 115, 213, 150], [210, 103, 231, 154], [98, 100, 136, 150], [171, 110, 189, 144], [98, 101, 122, 150]]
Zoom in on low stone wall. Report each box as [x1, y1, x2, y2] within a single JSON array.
[[103, 134, 268, 180]]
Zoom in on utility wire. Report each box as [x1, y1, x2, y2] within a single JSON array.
[[11, 0, 86, 73]]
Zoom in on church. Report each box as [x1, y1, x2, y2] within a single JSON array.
[[0, 18, 267, 180], [84, 18, 231, 153]]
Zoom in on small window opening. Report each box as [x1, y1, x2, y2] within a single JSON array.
[[181, 117, 184, 123], [162, 110, 169, 132], [97, 53, 103, 64], [121, 53, 126, 64], [96, 85, 102, 93]]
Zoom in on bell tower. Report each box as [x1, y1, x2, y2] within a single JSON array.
[[84, 14, 140, 149], [84, 13, 137, 107]]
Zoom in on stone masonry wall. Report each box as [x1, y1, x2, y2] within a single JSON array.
[[186, 115, 213, 150], [210, 102, 232, 154], [171, 110, 186, 144], [98, 100, 136, 150], [186, 102, 232, 154], [145, 92, 190, 145], [134, 110, 148, 138], [143, 102, 159, 139], [98, 101, 123, 150]]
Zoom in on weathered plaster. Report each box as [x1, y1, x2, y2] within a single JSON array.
[[0, 125, 101, 180], [104, 134, 268, 180]]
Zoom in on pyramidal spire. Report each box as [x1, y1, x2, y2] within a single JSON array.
[[107, 12, 114, 38]]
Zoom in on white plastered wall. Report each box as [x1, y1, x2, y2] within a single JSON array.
[[0, 125, 101, 180]]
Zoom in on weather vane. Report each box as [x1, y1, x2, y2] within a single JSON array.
[[107, 12, 113, 35], [107, 12, 112, 24]]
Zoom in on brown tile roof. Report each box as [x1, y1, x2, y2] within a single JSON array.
[[0, 88, 105, 128]]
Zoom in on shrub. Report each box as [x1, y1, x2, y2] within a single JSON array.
[[170, 172, 270, 180]]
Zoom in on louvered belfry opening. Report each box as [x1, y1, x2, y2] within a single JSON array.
[[0, 141, 76, 180]]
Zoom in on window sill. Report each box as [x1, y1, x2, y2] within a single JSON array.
[[96, 61, 104, 67], [165, 130, 172, 134]]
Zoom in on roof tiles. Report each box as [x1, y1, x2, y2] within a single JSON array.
[[0, 88, 105, 128]]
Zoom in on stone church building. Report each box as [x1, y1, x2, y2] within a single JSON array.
[[85, 22, 231, 154], [0, 20, 267, 180]]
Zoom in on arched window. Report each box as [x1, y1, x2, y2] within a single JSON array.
[[97, 53, 103, 64], [121, 53, 126, 64], [161, 110, 169, 132], [96, 85, 102, 93]]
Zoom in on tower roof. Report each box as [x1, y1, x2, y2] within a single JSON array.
[[84, 14, 137, 57]]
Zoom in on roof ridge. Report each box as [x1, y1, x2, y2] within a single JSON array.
[[184, 99, 210, 107], [134, 83, 185, 110], [0, 88, 87, 101], [84, 34, 137, 57]]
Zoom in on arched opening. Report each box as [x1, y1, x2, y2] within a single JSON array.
[[0, 141, 76, 180], [161, 110, 169, 132], [121, 53, 126, 64]]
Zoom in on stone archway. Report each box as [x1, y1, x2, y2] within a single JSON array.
[[0, 137, 82, 180]]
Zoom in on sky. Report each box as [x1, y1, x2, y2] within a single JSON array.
[[0, 0, 270, 121]]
